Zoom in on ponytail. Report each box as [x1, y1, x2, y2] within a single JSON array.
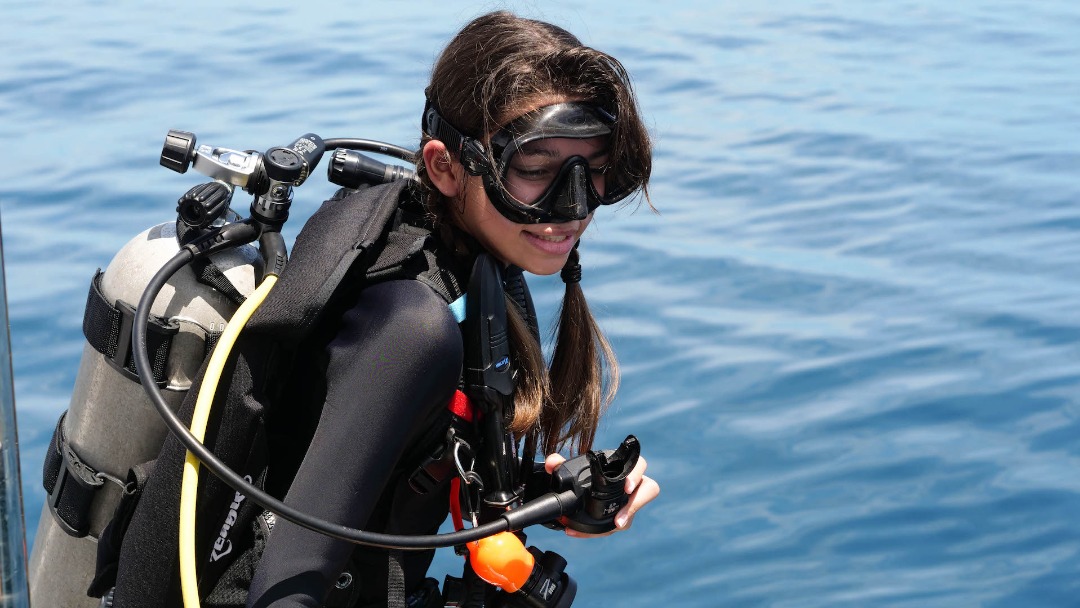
[[506, 247, 619, 455], [546, 248, 619, 454]]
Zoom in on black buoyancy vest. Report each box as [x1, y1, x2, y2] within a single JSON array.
[[96, 180, 469, 608]]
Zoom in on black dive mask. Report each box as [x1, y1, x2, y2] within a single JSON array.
[[424, 101, 637, 224]]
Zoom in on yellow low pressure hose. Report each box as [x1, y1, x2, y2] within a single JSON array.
[[179, 273, 279, 608]]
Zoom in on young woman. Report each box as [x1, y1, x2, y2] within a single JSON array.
[[243, 11, 661, 607], [105, 10, 658, 608]]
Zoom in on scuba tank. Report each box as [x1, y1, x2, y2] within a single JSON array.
[[26, 129, 451, 606], [28, 134, 263, 607]]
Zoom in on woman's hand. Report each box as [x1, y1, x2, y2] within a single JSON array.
[[544, 451, 660, 538]]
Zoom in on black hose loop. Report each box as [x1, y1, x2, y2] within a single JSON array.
[[322, 138, 417, 163], [132, 251, 536, 549]]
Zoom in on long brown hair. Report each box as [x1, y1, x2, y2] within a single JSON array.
[[417, 11, 652, 454]]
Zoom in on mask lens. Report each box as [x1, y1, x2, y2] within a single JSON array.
[[482, 102, 641, 223], [500, 136, 609, 206]]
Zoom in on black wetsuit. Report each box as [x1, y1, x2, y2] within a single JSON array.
[[247, 278, 464, 607]]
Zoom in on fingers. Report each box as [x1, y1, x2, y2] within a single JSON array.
[[624, 455, 648, 494], [565, 526, 615, 539], [545, 453, 648, 487], [544, 451, 661, 537], [614, 474, 660, 530], [562, 475, 660, 537], [544, 453, 567, 474]]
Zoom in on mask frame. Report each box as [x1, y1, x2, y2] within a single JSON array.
[[423, 101, 636, 224]]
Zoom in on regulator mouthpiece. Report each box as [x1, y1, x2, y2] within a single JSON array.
[[544, 434, 641, 534], [584, 434, 640, 523]]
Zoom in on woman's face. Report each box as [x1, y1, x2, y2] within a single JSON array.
[[454, 123, 608, 275]]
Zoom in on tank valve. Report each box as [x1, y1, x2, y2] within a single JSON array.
[[160, 130, 197, 174], [176, 182, 232, 229]]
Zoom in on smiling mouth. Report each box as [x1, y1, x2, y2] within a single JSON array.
[[533, 234, 569, 243], [523, 230, 577, 256]]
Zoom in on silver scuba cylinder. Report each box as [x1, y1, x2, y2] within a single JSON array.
[[27, 218, 261, 607]]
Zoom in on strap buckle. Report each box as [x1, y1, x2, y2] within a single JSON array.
[[47, 435, 104, 538], [407, 422, 477, 495], [44, 413, 125, 538]]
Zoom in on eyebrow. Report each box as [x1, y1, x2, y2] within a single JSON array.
[[517, 143, 610, 162]]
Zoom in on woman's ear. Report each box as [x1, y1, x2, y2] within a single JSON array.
[[422, 139, 463, 198]]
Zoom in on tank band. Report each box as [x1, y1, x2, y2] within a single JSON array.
[[82, 270, 222, 385]]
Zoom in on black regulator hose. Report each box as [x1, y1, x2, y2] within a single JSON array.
[[131, 231, 577, 550], [322, 138, 417, 161]]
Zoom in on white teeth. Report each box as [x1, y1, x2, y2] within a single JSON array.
[[534, 234, 567, 242]]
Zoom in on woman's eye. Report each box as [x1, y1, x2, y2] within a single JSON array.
[[510, 166, 551, 181]]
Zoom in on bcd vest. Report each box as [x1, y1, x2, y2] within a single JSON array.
[[93, 179, 473, 607]]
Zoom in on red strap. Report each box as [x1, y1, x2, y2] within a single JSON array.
[[449, 477, 464, 532], [447, 389, 475, 422], [448, 390, 472, 538]]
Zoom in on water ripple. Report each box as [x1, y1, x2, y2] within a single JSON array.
[[5, 2, 1080, 606]]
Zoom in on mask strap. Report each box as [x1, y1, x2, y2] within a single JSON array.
[[422, 98, 489, 176]]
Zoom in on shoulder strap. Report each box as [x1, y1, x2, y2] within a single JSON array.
[[246, 181, 408, 341], [246, 180, 468, 343]]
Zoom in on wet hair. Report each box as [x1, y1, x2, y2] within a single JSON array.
[[418, 11, 652, 454]]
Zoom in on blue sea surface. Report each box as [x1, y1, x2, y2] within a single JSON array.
[[3, 1, 1080, 605]]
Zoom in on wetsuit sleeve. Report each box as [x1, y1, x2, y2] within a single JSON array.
[[246, 280, 463, 607]]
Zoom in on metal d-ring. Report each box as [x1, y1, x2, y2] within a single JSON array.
[[452, 438, 476, 484]]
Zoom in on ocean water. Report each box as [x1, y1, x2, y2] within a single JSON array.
[[3, 1, 1080, 606]]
